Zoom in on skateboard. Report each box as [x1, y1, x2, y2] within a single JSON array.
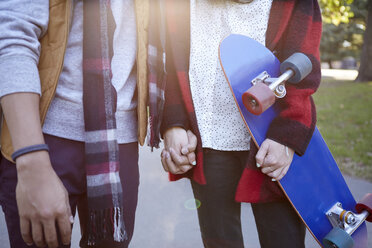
[[219, 34, 372, 248]]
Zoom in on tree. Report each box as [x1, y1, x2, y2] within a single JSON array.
[[320, 0, 372, 80], [319, 0, 357, 68], [356, 0, 372, 81], [320, 22, 364, 69]]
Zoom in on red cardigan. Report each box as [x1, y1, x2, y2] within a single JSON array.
[[161, 0, 322, 203]]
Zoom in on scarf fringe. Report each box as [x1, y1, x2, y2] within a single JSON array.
[[85, 207, 128, 247], [113, 207, 126, 241]]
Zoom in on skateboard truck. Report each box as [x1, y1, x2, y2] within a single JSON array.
[[325, 202, 368, 236], [250, 70, 292, 98], [242, 53, 312, 115], [323, 194, 372, 248]]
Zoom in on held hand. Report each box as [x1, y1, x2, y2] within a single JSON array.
[[255, 139, 294, 181], [16, 151, 73, 248], [161, 128, 197, 174]]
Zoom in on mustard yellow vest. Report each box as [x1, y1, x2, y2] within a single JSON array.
[[1, 0, 149, 161]]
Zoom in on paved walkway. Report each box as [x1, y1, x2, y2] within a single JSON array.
[[321, 69, 358, 81]]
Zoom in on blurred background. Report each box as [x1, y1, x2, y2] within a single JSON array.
[[316, 0, 372, 182], [319, 0, 370, 77]]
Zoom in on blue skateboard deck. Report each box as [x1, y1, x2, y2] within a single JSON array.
[[219, 34, 368, 247]]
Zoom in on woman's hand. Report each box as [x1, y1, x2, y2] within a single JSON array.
[[255, 139, 294, 181], [161, 127, 197, 174]]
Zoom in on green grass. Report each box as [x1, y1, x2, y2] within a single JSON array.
[[313, 78, 372, 182]]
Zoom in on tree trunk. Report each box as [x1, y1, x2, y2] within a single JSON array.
[[356, 0, 372, 82], [328, 60, 333, 69]]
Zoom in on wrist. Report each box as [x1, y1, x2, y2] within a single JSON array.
[[16, 150, 52, 173], [12, 144, 49, 161], [165, 126, 186, 135]]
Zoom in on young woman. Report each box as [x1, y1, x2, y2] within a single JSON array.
[[160, 0, 322, 247]]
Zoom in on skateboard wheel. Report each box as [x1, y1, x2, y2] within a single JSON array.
[[280, 53, 312, 84], [323, 227, 354, 248], [355, 193, 372, 222], [242, 82, 275, 115]]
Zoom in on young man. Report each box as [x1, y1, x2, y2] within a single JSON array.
[[160, 0, 322, 247], [0, 0, 150, 247]]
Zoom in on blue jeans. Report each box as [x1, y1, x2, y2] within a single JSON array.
[[0, 134, 139, 248]]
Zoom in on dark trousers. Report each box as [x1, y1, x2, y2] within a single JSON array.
[[191, 148, 306, 248], [0, 134, 139, 248]]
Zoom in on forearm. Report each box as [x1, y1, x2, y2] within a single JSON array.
[[160, 74, 190, 135], [1, 93, 45, 153], [161, 21, 191, 135]]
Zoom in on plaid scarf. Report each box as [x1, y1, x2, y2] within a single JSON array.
[[81, 0, 127, 246], [147, 0, 167, 148]]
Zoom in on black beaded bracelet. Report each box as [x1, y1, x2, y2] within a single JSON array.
[[11, 144, 50, 161]]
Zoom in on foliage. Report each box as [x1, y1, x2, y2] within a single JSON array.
[[349, 0, 369, 22], [320, 22, 364, 66], [319, 0, 354, 25], [320, 0, 368, 65], [314, 78, 372, 181]]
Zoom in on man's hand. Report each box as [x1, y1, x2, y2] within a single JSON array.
[[16, 151, 73, 248], [255, 139, 294, 181], [161, 127, 197, 174]]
